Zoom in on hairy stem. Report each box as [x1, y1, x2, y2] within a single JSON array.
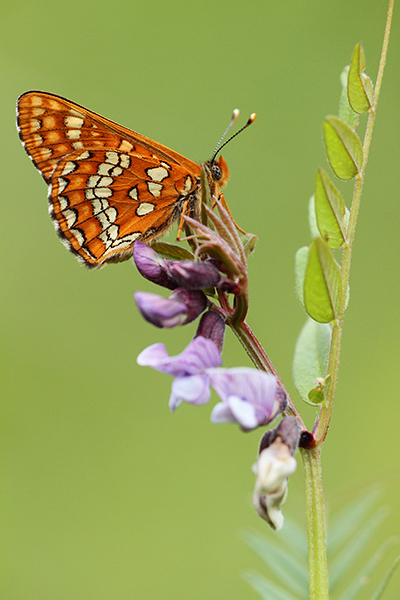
[[315, 0, 393, 445], [302, 447, 329, 599]]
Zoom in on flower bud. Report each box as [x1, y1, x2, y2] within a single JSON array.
[[195, 311, 225, 353], [133, 242, 177, 289], [167, 259, 222, 290], [252, 417, 300, 530], [133, 242, 223, 291], [134, 289, 207, 328]]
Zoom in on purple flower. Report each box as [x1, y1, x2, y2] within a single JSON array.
[[207, 368, 287, 431], [133, 242, 222, 290], [137, 336, 222, 411], [195, 310, 225, 353], [134, 289, 207, 328]]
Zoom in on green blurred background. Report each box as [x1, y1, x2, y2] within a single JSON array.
[[2, 0, 399, 598]]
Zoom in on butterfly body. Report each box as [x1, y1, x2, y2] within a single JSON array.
[[17, 91, 229, 267]]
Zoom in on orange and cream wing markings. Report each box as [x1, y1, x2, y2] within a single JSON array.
[[17, 91, 230, 268]]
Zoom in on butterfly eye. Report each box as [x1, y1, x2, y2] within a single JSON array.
[[211, 164, 222, 181]]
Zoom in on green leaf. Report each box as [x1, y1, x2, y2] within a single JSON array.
[[303, 238, 342, 323], [329, 507, 388, 590], [323, 116, 363, 180], [338, 66, 359, 129], [348, 43, 373, 114], [150, 241, 195, 261], [242, 571, 301, 600], [370, 555, 400, 600], [294, 247, 309, 310], [314, 169, 346, 248], [328, 486, 382, 554], [293, 318, 332, 405], [243, 531, 309, 596], [340, 539, 398, 600]]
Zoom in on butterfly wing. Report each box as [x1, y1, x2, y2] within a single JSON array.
[[17, 91, 202, 267]]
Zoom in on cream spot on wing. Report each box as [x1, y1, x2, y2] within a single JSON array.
[[33, 134, 44, 145], [97, 162, 114, 176], [30, 119, 42, 132], [136, 202, 155, 216], [147, 182, 162, 197], [118, 140, 134, 152], [62, 161, 77, 176], [160, 161, 172, 170], [105, 151, 119, 165], [97, 207, 117, 228], [62, 209, 77, 228], [147, 166, 169, 182], [98, 176, 113, 187], [72, 141, 84, 150], [92, 198, 109, 215], [31, 107, 45, 117], [85, 188, 95, 200], [69, 228, 85, 246], [77, 150, 91, 160], [120, 154, 131, 169], [100, 225, 119, 247], [183, 175, 193, 192], [48, 99, 62, 110], [37, 147, 53, 160], [128, 187, 138, 200], [94, 187, 113, 199], [31, 96, 43, 107], [58, 196, 69, 210], [66, 129, 81, 140], [87, 175, 100, 188], [111, 232, 141, 248], [58, 177, 68, 193], [69, 109, 85, 119], [111, 166, 123, 177], [64, 115, 84, 128]]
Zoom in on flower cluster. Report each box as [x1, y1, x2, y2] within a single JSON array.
[[134, 242, 287, 430], [132, 195, 299, 528]]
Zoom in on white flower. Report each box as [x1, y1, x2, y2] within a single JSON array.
[[252, 437, 297, 531]]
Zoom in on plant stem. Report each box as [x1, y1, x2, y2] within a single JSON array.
[[302, 446, 329, 599], [229, 319, 305, 428], [302, 6, 394, 596], [314, 0, 393, 445]]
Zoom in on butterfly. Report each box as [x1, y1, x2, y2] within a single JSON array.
[[17, 91, 243, 268]]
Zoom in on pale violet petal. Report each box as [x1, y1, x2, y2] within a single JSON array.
[[227, 395, 259, 429], [169, 374, 211, 412], [210, 402, 238, 424]]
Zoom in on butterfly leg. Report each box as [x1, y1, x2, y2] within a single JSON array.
[[177, 199, 190, 240], [218, 193, 247, 235]]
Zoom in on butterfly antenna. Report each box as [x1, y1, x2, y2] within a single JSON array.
[[211, 111, 257, 161], [211, 109, 240, 161]]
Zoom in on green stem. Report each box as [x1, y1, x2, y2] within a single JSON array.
[[315, 0, 393, 445], [302, 447, 329, 599], [302, 6, 394, 597]]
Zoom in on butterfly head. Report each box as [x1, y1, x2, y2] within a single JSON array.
[[205, 155, 230, 191]]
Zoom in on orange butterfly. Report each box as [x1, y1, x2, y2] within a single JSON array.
[[17, 92, 251, 268]]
